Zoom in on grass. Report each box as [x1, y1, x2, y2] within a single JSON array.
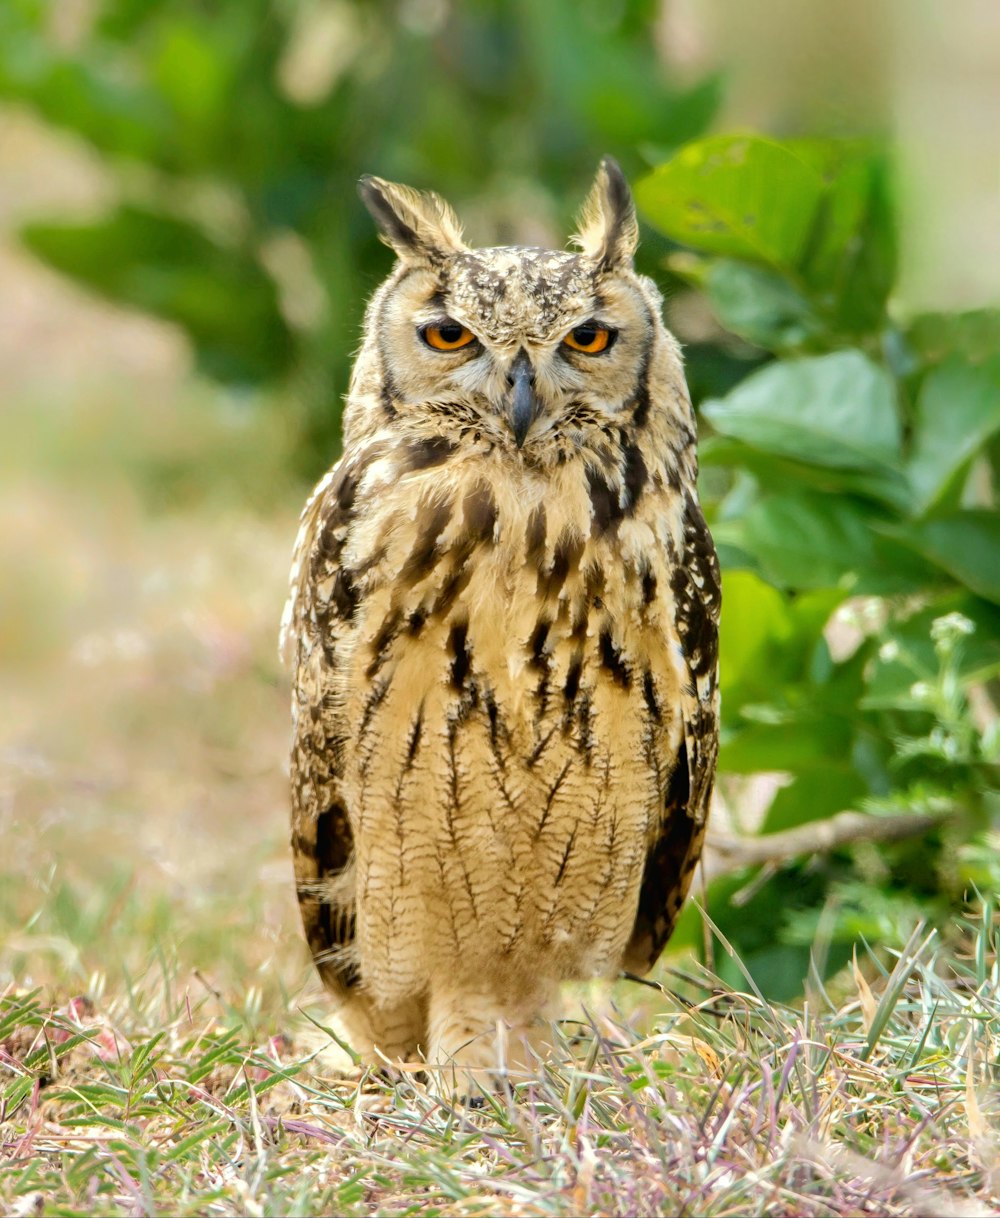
[[2, 909, 998, 1215], [1, 367, 998, 1216]]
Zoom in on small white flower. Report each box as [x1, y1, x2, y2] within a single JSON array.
[[931, 612, 975, 643], [910, 681, 932, 702], [879, 641, 900, 662]]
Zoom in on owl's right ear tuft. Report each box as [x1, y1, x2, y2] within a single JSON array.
[[358, 175, 466, 265]]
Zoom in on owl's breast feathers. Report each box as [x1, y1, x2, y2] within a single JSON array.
[[284, 414, 719, 1000]]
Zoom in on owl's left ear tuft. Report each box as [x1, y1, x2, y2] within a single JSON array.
[[359, 175, 466, 265], [572, 157, 639, 270]]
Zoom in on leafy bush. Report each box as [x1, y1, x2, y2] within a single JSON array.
[[637, 135, 999, 996]]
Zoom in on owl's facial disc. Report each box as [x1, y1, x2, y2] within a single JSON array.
[[376, 245, 661, 453]]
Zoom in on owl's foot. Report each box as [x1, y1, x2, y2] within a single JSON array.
[[423, 984, 558, 1099], [310, 992, 425, 1075]]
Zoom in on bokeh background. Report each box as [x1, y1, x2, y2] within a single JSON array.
[[2, 1, 998, 1018]]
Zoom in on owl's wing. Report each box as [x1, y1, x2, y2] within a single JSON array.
[[625, 488, 721, 974], [282, 456, 364, 996]]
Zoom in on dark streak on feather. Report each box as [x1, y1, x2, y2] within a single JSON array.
[[586, 465, 616, 536], [564, 653, 583, 703], [366, 609, 401, 678], [312, 798, 358, 986], [358, 677, 390, 740], [380, 368, 399, 419], [540, 531, 583, 599], [483, 687, 507, 771], [445, 718, 461, 846], [402, 434, 457, 472], [630, 312, 654, 428], [463, 483, 498, 543], [400, 497, 453, 584], [620, 436, 648, 512], [525, 505, 547, 562], [330, 570, 359, 623], [555, 829, 577, 885], [599, 629, 631, 689], [404, 705, 424, 771], [528, 620, 552, 717], [529, 620, 551, 669], [670, 492, 721, 681], [449, 621, 471, 690], [642, 670, 661, 722], [527, 724, 558, 768], [534, 759, 573, 840], [576, 690, 594, 764], [432, 550, 477, 618]]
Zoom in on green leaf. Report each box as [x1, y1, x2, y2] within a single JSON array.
[[718, 572, 847, 711], [741, 492, 877, 590], [735, 490, 943, 596], [722, 712, 857, 777], [21, 207, 294, 384], [702, 350, 903, 479], [837, 161, 896, 332], [904, 308, 1000, 367], [907, 356, 1000, 515], [795, 143, 896, 334], [704, 260, 822, 351], [717, 570, 795, 704], [700, 435, 912, 512], [636, 134, 828, 267], [762, 767, 868, 832], [637, 135, 896, 334], [852, 540, 951, 597], [882, 511, 1000, 605]]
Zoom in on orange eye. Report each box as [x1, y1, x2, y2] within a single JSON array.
[[562, 323, 615, 354], [422, 320, 476, 351]]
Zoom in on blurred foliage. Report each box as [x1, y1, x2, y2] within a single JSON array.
[[639, 134, 1000, 998], [0, 0, 718, 464], [3, 6, 998, 998]]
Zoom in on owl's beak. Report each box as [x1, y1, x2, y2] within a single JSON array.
[[506, 349, 538, 449]]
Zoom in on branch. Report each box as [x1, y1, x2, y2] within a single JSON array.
[[701, 807, 954, 887]]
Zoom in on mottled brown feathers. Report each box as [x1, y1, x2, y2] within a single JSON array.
[[282, 160, 719, 1075]]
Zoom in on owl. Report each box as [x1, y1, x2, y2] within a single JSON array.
[[280, 159, 720, 1084]]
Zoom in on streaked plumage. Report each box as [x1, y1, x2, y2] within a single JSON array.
[[281, 159, 720, 1078]]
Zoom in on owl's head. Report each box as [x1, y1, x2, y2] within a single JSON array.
[[355, 159, 681, 458]]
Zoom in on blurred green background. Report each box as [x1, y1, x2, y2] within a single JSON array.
[[1, 0, 997, 1007]]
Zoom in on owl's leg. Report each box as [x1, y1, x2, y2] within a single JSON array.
[[423, 981, 558, 1096], [317, 991, 425, 1073]]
